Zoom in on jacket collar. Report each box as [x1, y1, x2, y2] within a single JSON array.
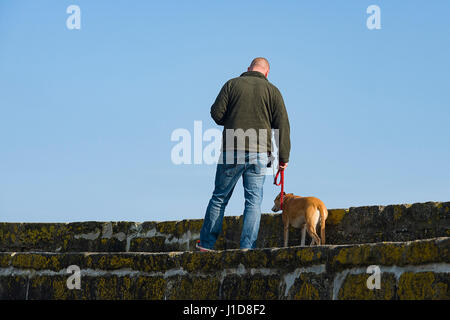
[[240, 71, 268, 81]]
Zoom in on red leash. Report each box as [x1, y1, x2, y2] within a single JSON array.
[[273, 164, 285, 210]]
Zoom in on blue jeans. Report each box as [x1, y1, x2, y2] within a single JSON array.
[[200, 151, 268, 249]]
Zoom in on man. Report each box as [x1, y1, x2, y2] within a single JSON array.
[[197, 57, 291, 251]]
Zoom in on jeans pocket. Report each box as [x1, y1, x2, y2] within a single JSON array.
[[224, 164, 237, 177], [250, 159, 267, 175]]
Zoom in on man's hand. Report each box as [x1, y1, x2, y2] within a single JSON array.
[[278, 162, 288, 170]]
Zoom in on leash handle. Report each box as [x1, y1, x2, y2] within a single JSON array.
[[273, 167, 285, 210]]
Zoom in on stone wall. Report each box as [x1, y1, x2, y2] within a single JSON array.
[[0, 201, 449, 300], [1, 201, 448, 253], [0, 238, 448, 299]]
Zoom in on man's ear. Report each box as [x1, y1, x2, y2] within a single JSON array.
[[248, 67, 251, 71]]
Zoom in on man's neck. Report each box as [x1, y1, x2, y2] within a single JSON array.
[[247, 68, 267, 78]]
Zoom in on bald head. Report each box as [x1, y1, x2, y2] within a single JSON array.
[[248, 57, 270, 78]]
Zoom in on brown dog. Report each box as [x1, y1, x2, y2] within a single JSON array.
[[272, 192, 328, 247]]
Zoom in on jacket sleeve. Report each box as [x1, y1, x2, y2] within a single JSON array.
[[271, 88, 291, 163], [210, 81, 230, 126]]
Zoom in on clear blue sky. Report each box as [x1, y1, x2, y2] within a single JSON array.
[[1, 1, 449, 222]]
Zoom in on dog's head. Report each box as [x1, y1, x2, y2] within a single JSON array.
[[271, 192, 286, 212]]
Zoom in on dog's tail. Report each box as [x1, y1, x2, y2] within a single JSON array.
[[318, 203, 328, 245]]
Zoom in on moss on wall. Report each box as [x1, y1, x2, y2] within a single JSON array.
[[337, 273, 396, 300], [397, 272, 449, 300], [1, 201, 448, 253], [0, 237, 448, 300], [0, 201, 449, 300]]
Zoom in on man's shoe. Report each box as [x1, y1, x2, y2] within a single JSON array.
[[196, 240, 213, 252]]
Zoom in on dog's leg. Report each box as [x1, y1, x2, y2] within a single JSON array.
[[308, 222, 315, 245], [283, 225, 289, 247], [305, 207, 321, 246], [318, 205, 327, 245], [282, 213, 289, 247], [306, 223, 321, 246], [301, 225, 306, 246]]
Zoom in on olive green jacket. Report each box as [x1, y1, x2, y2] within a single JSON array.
[[211, 71, 291, 163]]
